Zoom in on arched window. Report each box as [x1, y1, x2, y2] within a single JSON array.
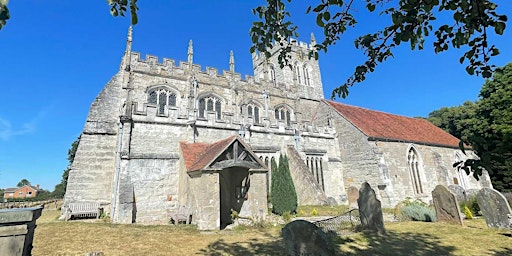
[[294, 62, 302, 84], [303, 64, 310, 86], [147, 87, 177, 115], [274, 105, 292, 126], [408, 147, 424, 194], [269, 64, 276, 83], [198, 96, 222, 120], [247, 103, 261, 124]]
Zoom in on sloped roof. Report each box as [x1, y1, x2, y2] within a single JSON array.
[[180, 136, 237, 172], [4, 187, 17, 193], [325, 100, 461, 148]]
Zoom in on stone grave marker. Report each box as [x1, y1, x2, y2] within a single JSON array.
[[476, 188, 512, 229], [0, 206, 43, 256], [281, 220, 335, 256], [432, 185, 463, 225], [347, 186, 359, 209], [448, 184, 467, 203], [357, 182, 386, 234]]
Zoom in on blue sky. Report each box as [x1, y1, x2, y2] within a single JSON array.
[[0, 1, 511, 191]]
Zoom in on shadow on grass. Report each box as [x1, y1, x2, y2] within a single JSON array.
[[198, 231, 286, 256], [199, 229, 457, 256], [491, 247, 512, 256], [335, 230, 456, 256]]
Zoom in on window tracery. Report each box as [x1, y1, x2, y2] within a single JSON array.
[[408, 147, 424, 194], [147, 87, 177, 115], [198, 96, 222, 119]]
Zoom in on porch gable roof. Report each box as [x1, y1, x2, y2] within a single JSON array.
[[180, 135, 266, 172]]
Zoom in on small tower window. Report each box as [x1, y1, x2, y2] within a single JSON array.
[[147, 87, 177, 115], [198, 96, 222, 120], [247, 103, 261, 124], [303, 64, 310, 86], [294, 63, 302, 84], [275, 105, 292, 126]]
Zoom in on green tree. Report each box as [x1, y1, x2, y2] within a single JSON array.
[[271, 154, 298, 215], [52, 137, 80, 198], [427, 101, 477, 142], [428, 63, 512, 191], [16, 179, 30, 187], [468, 63, 512, 191], [250, 0, 508, 99]]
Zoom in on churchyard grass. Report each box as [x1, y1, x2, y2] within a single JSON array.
[[33, 210, 511, 256]]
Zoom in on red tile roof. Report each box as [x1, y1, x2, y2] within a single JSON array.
[[325, 100, 461, 148], [180, 136, 237, 172]]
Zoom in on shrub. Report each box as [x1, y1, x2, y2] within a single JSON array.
[[397, 199, 436, 222], [460, 195, 481, 216], [312, 208, 318, 216], [282, 211, 292, 223], [463, 205, 473, 219]]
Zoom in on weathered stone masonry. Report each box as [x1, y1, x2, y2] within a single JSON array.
[[63, 27, 492, 228]]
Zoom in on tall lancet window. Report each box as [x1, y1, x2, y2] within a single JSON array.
[[147, 87, 177, 115], [198, 96, 222, 120], [294, 62, 302, 84], [408, 147, 424, 194], [303, 64, 310, 86]]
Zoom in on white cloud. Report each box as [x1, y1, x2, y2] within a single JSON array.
[[0, 110, 46, 141]]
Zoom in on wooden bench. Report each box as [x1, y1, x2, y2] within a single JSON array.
[[65, 202, 102, 221], [169, 206, 192, 225]]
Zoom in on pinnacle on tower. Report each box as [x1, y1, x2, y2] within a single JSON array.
[[187, 40, 193, 64], [122, 26, 133, 71], [310, 32, 316, 46], [229, 50, 235, 73]]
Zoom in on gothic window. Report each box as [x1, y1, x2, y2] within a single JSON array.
[[274, 105, 292, 126], [247, 103, 261, 124], [198, 96, 222, 120], [303, 64, 310, 86], [408, 147, 424, 194], [294, 62, 302, 84], [269, 64, 276, 83], [147, 87, 177, 115]]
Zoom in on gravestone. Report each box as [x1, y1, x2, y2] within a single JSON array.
[[281, 220, 335, 256], [0, 206, 43, 256], [347, 186, 359, 209], [357, 182, 386, 234], [432, 185, 463, 225], [476, 188, 512, 229], [447, 184, 467, 203]]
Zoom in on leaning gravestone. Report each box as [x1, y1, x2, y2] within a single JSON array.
[[281, 220, 335, 256], [432, 185, 463, 225], [347, 186, 359, 209], [476, 187, 512, 229], [357, 182, 386, 234], [0, 206, 43, 256]]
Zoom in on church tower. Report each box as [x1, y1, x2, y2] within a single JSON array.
[[252, 33, 324, 100]]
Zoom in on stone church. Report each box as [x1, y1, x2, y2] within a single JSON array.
[[63, 27, 492, 230]]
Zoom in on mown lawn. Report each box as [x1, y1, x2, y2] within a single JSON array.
[[33, 210, 511, 256]]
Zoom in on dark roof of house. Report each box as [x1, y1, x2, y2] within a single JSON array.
[[325, 100, 461, 148], [4, 188, 17, 193], [180, 135, 237, 172]]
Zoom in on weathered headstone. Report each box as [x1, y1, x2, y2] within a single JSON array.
[[432, 185, 463, 225], [476, 188, 512, 229], [447, 184, 467, 203], [281, 220, 335, 256], [0, 206, 43, 256], [347, 186, 359, 209], [357, 182, 385, 234]]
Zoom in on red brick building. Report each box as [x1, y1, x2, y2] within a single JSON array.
[[3, 185, 42, 199]]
